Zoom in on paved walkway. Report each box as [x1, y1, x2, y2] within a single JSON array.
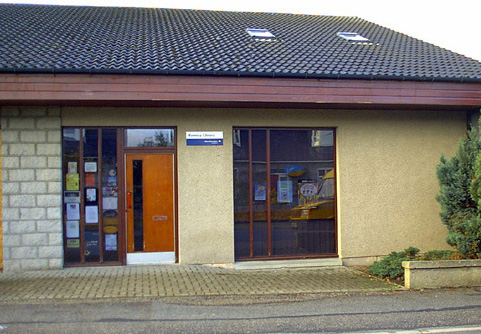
[[0, 265, 401, 302]]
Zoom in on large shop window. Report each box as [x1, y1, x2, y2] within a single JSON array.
[[63, 128, 120, 265], [233, 128, 336, 260]]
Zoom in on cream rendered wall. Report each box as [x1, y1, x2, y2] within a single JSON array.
[[62, 107, 466, 265], [335, 111, 465, 264]]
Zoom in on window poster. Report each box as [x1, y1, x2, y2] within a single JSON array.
[[84, 231, 99, 256], [66, 203, 80, 220], [64, 191, 80, 203], [66, 174, 79, 191], [108, 176, 117, 186], [67, 161, 77, 174], [277, 180, 293, 203], [85, 173, 96, 187], [254, 184, 266, 201], [84, 162, 97, 173], [85, 205, 99, 224], [67, 239, 80, 248], [66, 220, 80, 238], [105, 234, 118, 251], [102, 197, 118, 210], [298, 181, 319, 205], [86, 188, 97, 202], [102, 187, 118, 197]]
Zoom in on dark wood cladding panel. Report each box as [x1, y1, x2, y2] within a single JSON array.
[[2, 82, 480, 99], [1, 73, 481, 107]]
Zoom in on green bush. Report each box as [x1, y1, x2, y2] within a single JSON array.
[[404, 246, 421, 258], [367, 248, 463, 280], [420, 250, 457, 260], [367, 247, 420, 280], [437, 124, 481, 259]]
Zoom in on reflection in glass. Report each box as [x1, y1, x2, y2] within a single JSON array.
[[63, 129, 81, 264], [84, 227, 100, 262], [102, 129, 118, 261], [234, 130, 250, 258], [126, 129, 174, 147], [83, 129, 100, 262], [133, 160, 144, 252], [234, 128, 336, 259], [83, 129, 99, 158], [63, 128, 121, 265], [251, 130, 268, 257]]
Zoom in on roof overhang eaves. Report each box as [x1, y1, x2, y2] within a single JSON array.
[[2, 72, 481, 110], [2, 67, 481, 84]]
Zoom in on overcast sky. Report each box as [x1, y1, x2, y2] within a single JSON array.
[[2, 0, 481, 61]]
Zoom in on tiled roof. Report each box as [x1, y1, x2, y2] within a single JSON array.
[[2, 4, 481, 82]]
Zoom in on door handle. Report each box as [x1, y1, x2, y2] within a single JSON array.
[[127, 191, 132, 209]]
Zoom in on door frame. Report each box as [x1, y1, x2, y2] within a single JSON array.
[[119, 127, 178, 265]]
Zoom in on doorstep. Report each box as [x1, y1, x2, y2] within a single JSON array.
[[127, 252, 175, 265], [234, 258, 342, 270]]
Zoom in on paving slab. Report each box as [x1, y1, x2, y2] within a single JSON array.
[[0, 265, 400, 302]]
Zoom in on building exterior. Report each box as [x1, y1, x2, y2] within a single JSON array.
[[1, 4, 481, 272]]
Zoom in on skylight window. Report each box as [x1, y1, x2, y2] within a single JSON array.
[[337, 32, 370, 42], [246, 28, 275, 39]]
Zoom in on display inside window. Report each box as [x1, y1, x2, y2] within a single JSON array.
[[62, 128, 119, 264]]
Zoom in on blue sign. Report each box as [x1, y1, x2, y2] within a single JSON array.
[[187, 139, 223, 146], [186, 131, 224, 146]]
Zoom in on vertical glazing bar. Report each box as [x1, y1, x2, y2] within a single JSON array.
[[248, 130, 254, 258], [117, 128, 124, 263], [333, 129, 338, 254], [266, 130, 272, 257], [98, 129, 104, 263], [79, 130, 85, 264]]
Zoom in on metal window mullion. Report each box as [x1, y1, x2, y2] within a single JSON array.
[[248, 130, 254, 258], [79, 129, 85, 264], [98, 129, 104, 263], [266, 130, 272, 257]]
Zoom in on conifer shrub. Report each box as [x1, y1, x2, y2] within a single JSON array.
[[436, 125, 481, 259]]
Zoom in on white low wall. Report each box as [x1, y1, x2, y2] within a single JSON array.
[[403, 260, 481, 289]]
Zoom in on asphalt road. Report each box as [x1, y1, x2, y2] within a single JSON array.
[[0, 287, 480, 334]]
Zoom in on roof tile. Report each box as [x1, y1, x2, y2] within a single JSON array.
[[1, 4, 481, 82]]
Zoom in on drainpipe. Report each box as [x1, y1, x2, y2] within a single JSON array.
[[468, 110, 481, 132]]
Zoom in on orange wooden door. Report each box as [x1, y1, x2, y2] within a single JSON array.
[[126, 154, 174, 253]]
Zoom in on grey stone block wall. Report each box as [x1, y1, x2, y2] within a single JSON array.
[[2, 107, 63, 272]]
